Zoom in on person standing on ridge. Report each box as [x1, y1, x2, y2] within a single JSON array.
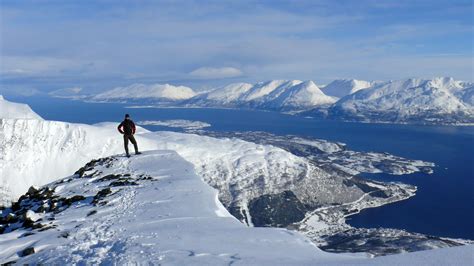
[[118, 114, 141, 157]]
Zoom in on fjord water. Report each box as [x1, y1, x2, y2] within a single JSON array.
[[12, 96, 474, 240]]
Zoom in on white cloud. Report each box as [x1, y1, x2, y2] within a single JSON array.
[[190, 67, 243, 79], [0, 1, 472, 88], [0, 56, 104, 77]]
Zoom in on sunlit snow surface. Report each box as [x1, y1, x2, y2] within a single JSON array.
[[0, 96, 471, 261], [0, 96, 43, 120], [0, 151, 472, 265], [0, 151, 343, 264]]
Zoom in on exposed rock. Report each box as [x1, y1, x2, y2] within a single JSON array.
[[18, 247, 35, 257], [63, 195, 86, 206], [109, 179, 139, 187], [92, 188, 112, 205]]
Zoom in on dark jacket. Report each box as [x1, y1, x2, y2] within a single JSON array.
[[118, 119, 136, 135]]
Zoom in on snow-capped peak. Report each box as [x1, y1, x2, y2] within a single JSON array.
[[0, 95, 43, 120], [205, 82, 254, 103], [322, 79, 372, 98], [329, 77, 474, 124], [93, 83, 196, 101], [426, 77, 464, 91], [242, 80, 303, 101], [275, 80, 337, 108], [187, 80, 335, 110]]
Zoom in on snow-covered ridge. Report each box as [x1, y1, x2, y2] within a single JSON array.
[[92, 83, 196, 102], [0, 151, 343, 264], [327, 77, 474, 124], [50, 77, 474, 125], [0, 96, 43, 120], [1, 151, 472, 264], [187, 80, 337, 110], [321, 79, 373, 98], [0, 119, 136, 201]]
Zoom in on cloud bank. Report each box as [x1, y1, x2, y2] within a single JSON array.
[[0, 0, 472, 93], [190, 67, 243, 79]]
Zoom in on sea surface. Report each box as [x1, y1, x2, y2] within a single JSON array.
[[10, 96, 474, 240]]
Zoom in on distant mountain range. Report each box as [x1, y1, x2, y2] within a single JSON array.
[[50, 77, 474, 125], [325, 77, 474, 125], [186, 80, 337, 111], [92, 83, 196, 102]]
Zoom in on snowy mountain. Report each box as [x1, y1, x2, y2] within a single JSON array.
[[0, 95, 43, 120], [187, 80, 336, 110], [321, 79, 373, 98], [0, 119, 143, 203], [1, 98, 472, 262], [453, 83, 474, 106], [92, 83, 196, 102], [2, 98, 468, 257], [2, 151, 471, 264], [327, 77, 474, 124], [52, 77, 474, 124], [0, 151, 340, 264]]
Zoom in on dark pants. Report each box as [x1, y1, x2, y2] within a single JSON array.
[[123, 134, 139, 155]]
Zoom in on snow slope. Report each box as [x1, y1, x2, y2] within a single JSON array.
[[454, 84, 474, 106], [0, 118, 380, 210], [322, 79, 372, 98], [0, 96, 43, 120], [0, 119, 142, 202], [204, 82, 254, 103], [0, 151, 349, 264], [62, 77, 474, 124], [0, 151, 471, 265], [328, 77, 474, 124], [93, 83, 196, 102], [188, 80, 336, 110]]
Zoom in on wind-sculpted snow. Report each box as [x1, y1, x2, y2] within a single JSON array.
[[0, 96, 43, 120], [0, 119, 134, 202]]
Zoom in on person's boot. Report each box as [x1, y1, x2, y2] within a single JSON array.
[[135, 151, 142, 155], [126, 153, 131, 158]]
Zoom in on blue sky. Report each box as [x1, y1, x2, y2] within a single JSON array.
[[0, 0, 472, 94]]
